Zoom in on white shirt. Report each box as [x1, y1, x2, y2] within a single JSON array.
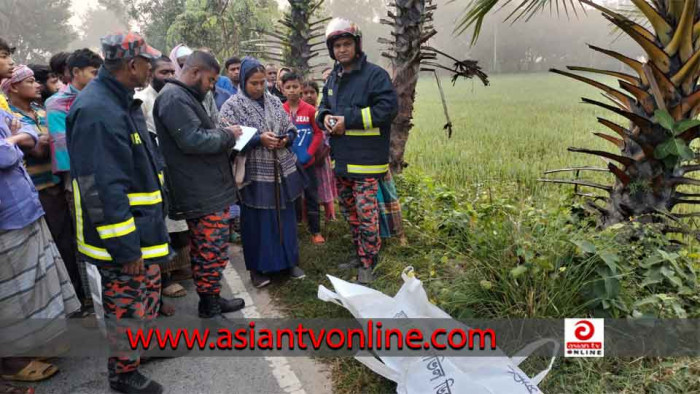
[[134, 84, 189, 234], [134, 84, 159, 135]]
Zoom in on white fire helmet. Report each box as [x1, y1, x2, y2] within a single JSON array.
[[325, 17, 362, 60]]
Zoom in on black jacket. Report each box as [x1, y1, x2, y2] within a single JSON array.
[[154, 79, 237, 220], [67, 67, 170, 267], [269, 85, 287, 103], [317, 54, 398, 178]]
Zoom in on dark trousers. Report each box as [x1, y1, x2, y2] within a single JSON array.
[[65, 188, 92, 303], [296, 165, 321, 234], [38, 184, 85, 301]]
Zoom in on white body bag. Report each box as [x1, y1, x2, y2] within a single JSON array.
[[317, 267, 557, 394]]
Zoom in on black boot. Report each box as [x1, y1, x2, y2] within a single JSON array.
[[337, 256, 361, 270], [356, 266, 374, 284], [356, 255, 379, 285], [218, 296, 245, 314], [198, 294, 222, 318], [109, 370, 163, 394]]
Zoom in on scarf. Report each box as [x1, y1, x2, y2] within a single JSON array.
[[168, 44, 193, 78], [238, 56, 265, 99], [1, 65, 33, 94], [219, 85, 303, 209]]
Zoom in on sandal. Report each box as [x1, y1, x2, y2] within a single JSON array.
[[1, 361, 58, 382], [162, 283, 187, 298], [0, 382, 34, 394]]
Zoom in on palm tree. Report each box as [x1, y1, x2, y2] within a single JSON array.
[[382, 0, 489, 173], [459, 0, 700, 238], [247, 0, 330, 78]]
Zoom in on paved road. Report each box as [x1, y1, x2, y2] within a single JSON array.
[[31, 246, 332, 394]]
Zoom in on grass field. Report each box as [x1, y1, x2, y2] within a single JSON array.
[[405, 73, 620, 202], [268, 72, 700, 393]]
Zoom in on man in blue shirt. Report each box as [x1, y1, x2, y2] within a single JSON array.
[[0, 39, 80, 387], [222, 56, 241, 94], [0, 105, 42, 230]]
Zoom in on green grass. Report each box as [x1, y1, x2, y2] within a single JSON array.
[[265, 73, 700, 393], [406, 73, 619, 202]]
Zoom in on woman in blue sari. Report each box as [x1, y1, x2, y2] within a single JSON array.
[[219, 57, 306, 288]]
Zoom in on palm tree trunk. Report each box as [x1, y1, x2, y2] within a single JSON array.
[[389, 65, 420, 174], [387, 0, 427, 174]]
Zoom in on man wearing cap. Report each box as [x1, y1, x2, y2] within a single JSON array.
[[316, 18, 398, 285], [66, 32, 167, 394]]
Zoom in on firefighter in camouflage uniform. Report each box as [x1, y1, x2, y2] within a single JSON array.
[[317, 18, 399, 284], [67, 32, 167, 394]]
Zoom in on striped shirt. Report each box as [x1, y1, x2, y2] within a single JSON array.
[[9, 103, 60, 190]]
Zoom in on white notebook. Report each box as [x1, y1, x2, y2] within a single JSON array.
[[234, 126, 258, 151]]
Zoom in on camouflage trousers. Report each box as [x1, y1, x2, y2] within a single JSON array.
[[336, 177, 381, 268], [101, 263, 161, 375], [187, 209, 230, 295]]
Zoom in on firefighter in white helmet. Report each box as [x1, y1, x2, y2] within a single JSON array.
[[316, 17, 398, 284]]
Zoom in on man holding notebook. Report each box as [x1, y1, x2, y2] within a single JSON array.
[[154, 50, 245, 318]]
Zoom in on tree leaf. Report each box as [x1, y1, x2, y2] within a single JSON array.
[[654, 138, 694, 161], [663, 156, 679, 169], [604, 276, 620, 298], [673, 119, 700, 135], [572, 239, 596, 254], [654, 109, 675, 132], [641, 254, 663, 268], [634, 295, 661, 308], [660, 266, 684, 288], [671, 302, 687, 318], [599, 252, 620, 274], [641, 267, 663, 287], [678, 141, 696, 160]]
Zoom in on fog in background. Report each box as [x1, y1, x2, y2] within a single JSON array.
[[345, 0, 644, 74], [12, 0, 643, 74]]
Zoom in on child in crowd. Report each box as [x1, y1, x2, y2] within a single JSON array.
[[282, 73, 326, 244], [302, 80, 337, 222]]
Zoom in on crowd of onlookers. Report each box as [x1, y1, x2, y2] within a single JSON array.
[[0, 17, 404, 394]]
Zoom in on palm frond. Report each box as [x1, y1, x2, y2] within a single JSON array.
[[454, 0, 584, 44]]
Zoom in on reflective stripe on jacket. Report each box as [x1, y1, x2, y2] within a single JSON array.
[[67, 67, 170, 267], [317, 54, 398, 178]]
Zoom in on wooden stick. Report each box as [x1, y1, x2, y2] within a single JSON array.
[[432, 70, 453, 138]]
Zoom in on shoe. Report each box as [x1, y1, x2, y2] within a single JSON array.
[[356, 266, 374, 284], [337, 257, 361, 270], [198, 294, 222, 318], [218, 296, 245, 313], [250, 271, 271, 288], [289, 266, 306, 279], [109, 370, 163, 394], [310, 234, 326, 245]]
